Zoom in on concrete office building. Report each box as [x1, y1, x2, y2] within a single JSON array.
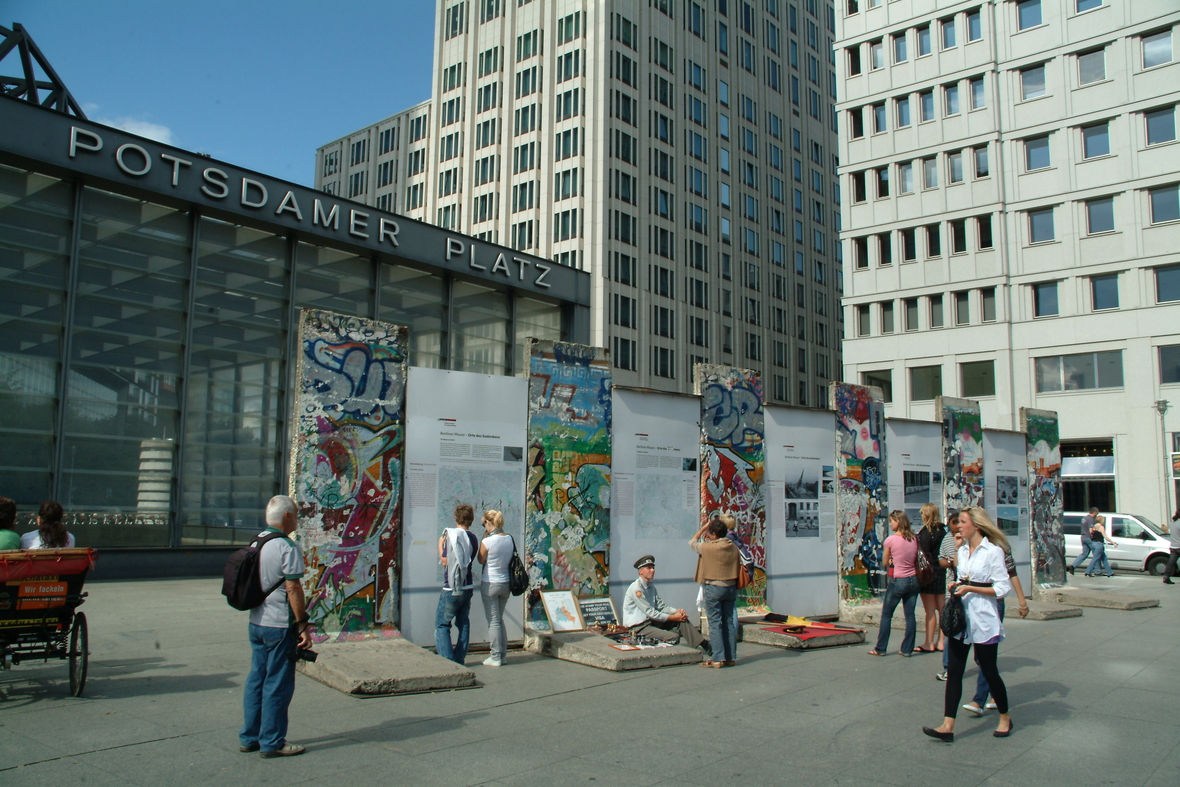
[[317, 0, 844, 405], [835, 1, 1180, 522]]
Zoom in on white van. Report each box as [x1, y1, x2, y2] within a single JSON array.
[[1063, 512, 1173, 575]]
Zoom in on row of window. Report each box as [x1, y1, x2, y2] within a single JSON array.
[[854, 264, 1180, 339], [847, 5, 983, 75], [850, 185, 1180, 267], [861, 343, 1144, 405]]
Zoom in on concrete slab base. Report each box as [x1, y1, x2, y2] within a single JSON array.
[[1041, 587, 1160, 610], [740, 623, 865, 650], [296, 637, 478, 695], [523, 630, 703, 671], [840, 598, 1083, 629]]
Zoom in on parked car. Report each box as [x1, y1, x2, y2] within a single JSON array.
[[1063, 512, 1173, 575]]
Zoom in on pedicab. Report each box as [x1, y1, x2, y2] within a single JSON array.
[[0, 548, 97, 696]]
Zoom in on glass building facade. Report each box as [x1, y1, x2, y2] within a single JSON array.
[[0, 161, 569, 549]]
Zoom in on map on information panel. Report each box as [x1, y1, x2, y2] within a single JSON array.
[[435, 466, 524, 537], [634, 473, 694, 540]]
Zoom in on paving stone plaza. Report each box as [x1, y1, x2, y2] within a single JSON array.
[[1, 572, 1175, 787]]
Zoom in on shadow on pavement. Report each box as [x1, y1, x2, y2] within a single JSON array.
[[296, 711, 491, 751]]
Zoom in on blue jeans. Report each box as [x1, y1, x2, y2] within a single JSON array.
[[481, 582, 510, 661], [874, 576, 919, 655], [973, 600, 1006, 705], [241, 623, 297, 753], [435, 588, 473, 663], [1086, 542, 1113, 576], [1072, 538, 1093, 569], [703, 584, 738, 662]]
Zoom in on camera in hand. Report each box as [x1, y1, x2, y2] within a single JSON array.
[[289, 646, 318, 663]]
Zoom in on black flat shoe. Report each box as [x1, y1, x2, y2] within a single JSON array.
[[993, 720, 1014, 738], [922, 726, 954, 742]]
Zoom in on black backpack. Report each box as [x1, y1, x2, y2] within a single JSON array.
[[222, 531, 286, 611]]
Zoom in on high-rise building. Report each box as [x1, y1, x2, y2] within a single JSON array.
[[836, 1, 1180, 523], [317, 0, 843, 404]]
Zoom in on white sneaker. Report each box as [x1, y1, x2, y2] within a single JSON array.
[[962, 703, 984, 716], [482, 656, 503, 667], [985, 701, 998, 710]]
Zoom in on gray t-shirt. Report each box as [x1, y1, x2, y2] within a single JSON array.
[[248, 528, 305, 629]]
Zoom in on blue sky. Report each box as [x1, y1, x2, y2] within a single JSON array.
[[6, 1, 437, 185]]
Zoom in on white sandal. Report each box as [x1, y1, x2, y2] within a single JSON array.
[[962, 703, 984, 716]]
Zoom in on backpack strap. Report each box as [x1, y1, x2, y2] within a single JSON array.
[[254, 531, 289, 597]]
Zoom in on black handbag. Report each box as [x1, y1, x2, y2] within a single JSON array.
[[507, 535, 529, 596], [941, 592, 967, 637]]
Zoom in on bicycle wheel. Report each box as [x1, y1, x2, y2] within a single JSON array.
[[69, 612, 88, 697]]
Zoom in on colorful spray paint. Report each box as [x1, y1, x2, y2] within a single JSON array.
[[1022, 407, 1064, 586], [831, 382, 888, 601], [290, 309, 407, 641], [523, 339, 612, 628], [938, 396, 985, 512], [696, 364, 767, 613]]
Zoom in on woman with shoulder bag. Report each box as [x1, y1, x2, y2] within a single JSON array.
[[923, 507, 1014, 742], [1084, 515, 1116, 578], [690, 519, 741, 667], [916, 503, 947, 653], [868, 511, 920, 657], [477, 510, 513, 667]]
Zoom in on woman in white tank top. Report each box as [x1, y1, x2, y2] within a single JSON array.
[[478, 510, 514, 666]]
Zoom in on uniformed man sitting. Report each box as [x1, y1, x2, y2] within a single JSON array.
[[622, 554, 708, 651]]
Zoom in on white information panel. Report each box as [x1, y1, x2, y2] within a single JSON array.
[[764, 405, 838, 617], [984, 429, 1032, 591], [609, 389, 701, 611], [886, 419, 944, 525], [403, 367, 528, 648]]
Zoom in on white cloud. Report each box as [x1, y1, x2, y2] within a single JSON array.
[[93, 115, 175, 145]]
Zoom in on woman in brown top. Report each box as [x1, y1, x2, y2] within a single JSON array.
[[690, 519, 741, 667]]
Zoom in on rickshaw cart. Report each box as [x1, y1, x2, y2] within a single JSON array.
[[0, 548, 97, 696]]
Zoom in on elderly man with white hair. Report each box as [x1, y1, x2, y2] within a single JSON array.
[[239, 495, 312, 759]]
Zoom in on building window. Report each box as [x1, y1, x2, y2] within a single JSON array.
[[901, 227, 917, 260], [974, 145, 990, 178], [896, 96, 911, 127], [922, 156, 938, 189], [977, 214, 993, 249], [861, 370, 893, 402], [873, 103, 887, 133], [899, 162, 914, 194], [1028, 207, 1055, 243], [1078, 48, 1106, 85], [876, 166, 889, 197], [947, 151, 964, 184], [1021, 64, 1046, 100], [878, 233, 892, 265], [1077, 0, 1103, 12], [880, 301, 895, 333], [941, 16, 957, 49], [919, 90, 935, 122], [1158, 264, 1180, 303], [967, 8, 982, 41], [1082, 122, 1110, 158], [904, 297, 919, 330], [1025, 135, 1051, 170], [613, 337, 637, 371], [1086, 196, 1115, 234], [1160, 345, 1180, 385], [917, 24, 931, 56], [1146, 106, 1177, 146], [910, 365, 942, 401], [853, 236, 869, 268], [929, 294, 944, 327], [1091, 273, 1119, 310], [961, 360, 995, 397], [1143, 29, 1173, 70], [652, 346, 675, 378], [869, 39, 884, 69], [944, 82, 960, 115], [1035, 351, 1123, 392], [980, 287, 996, 321], [926, 223, 941, 257], [950, 219, 968, 253], [1150, 184, 1180, 224], [1033, 281, 1059, 317], [954, 291, 970, 325], [857, 304, 871, 336], [1017, 0, 1042, 30], [970, 76, 985, 109]]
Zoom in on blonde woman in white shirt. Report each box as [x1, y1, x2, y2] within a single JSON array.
[[923, 506, 1014, 742]]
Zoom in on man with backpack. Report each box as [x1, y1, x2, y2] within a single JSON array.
[[239, 495, 311, 758]]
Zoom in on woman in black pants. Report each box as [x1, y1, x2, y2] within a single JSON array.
[[923, 506, 1013, 741]]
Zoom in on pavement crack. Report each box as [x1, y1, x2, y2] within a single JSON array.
[[0, 734, 189, 772]]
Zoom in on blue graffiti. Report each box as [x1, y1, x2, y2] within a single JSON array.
[[702, 381, 763, 446], [305, 338, 405, 421]]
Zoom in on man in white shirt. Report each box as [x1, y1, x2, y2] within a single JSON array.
[[436, 504, 479, 663], [240, 495, 311, 759], [622, 555, 707, 651]]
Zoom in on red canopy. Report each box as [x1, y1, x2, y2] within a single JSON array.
[[0, 549, 98, 582]]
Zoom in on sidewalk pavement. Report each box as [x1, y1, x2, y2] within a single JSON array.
[[1, 572, 1176, 787]]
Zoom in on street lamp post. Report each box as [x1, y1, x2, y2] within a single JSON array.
[[1156, 399, 1171, 523]]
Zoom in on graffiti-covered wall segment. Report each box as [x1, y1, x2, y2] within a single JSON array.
[[523, 339, 612, 628], [1023, 408, 1064, 587], [290, 309, 408, 641], [696, 364, 767, 613], [831, 382, 888, 601]]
